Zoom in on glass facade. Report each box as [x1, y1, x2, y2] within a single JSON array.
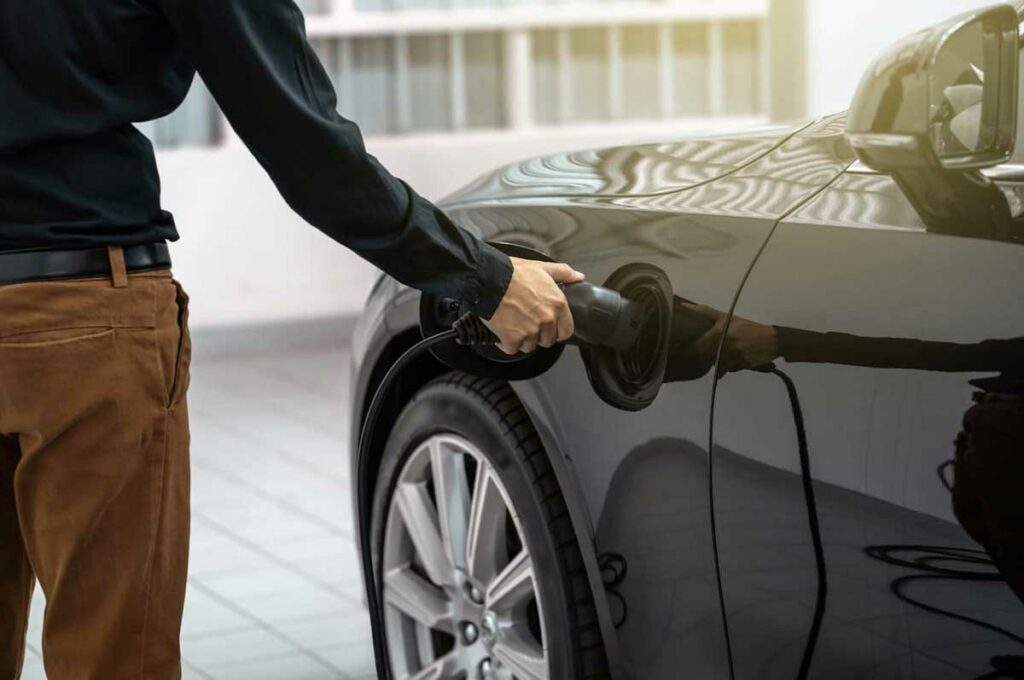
[[135, 76, 221, 148], [141, 0, 768, 148]]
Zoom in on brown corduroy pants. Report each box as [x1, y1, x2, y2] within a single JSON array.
[[0, 248, 191, 679]]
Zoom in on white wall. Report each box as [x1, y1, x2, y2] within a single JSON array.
[[804, 0, 997, 117]]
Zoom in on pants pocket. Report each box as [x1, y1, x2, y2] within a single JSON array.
[[0, 327, 115, 348], [165, 280, 191, 409]]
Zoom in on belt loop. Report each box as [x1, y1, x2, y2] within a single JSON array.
[[107, 246, 128, 288]]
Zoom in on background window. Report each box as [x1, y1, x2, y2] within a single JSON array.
[[407, 35, 453, 132], [532, 29, 561, 125], [464, 32, 506, 129], [568, 28, 610, 122], [673, 24, 710, 116], [722, 21, 761, 115], [136, 77, 222, 149], [621, 25, 660, 120], [349, 37, 399, 134]]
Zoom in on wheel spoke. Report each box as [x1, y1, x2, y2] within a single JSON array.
[[430, 439, 471, 571], [395, 479, 452, 587], [486, 549, 534, 613], [387, 434, 548, 680], [406, 651, 463, 680], [465, 465, 507, 584], [384, 565, 454, 632], [493, 632, 547, 680]]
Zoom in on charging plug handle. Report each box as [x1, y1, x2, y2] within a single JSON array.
[[566, 281, 644, 351], [453, 281, 644, 351]]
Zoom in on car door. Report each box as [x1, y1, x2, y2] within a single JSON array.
[[710, 136, 1024, 678]]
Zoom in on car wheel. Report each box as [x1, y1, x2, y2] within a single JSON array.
[[370, 372, 610, 679]]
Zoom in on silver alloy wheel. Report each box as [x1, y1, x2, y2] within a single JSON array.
[[382, 433, 549, 680]]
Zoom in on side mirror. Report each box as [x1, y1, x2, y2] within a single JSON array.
[[845, 4, 1020, 241], [846, 4, 1019, 172]]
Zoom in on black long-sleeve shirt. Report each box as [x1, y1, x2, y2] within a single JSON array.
[[0, 0, 512, 317]]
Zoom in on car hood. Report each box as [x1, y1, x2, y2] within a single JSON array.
[[443, 122, 806, 206]]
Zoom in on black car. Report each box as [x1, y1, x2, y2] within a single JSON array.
[[350, 4, 1024, 678]]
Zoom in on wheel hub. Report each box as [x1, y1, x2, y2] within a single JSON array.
[[381, 433, 549, 679]]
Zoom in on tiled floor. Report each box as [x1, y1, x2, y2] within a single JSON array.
[[21, 328, 374, 679]]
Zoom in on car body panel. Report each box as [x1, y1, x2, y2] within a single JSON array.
[[443, 124, 804, 205], [351, 112, 858, 679], [713, 165, 1024, 677], [442, 112, 851, 523]]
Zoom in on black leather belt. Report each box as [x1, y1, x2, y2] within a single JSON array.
[[0, 243, 171, 286]]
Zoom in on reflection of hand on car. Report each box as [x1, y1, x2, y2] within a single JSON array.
[[722, 315, 781, 371], [682, 303, 781, 374]]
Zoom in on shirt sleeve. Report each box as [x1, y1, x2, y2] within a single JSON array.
[[155, 0, 512, 318]]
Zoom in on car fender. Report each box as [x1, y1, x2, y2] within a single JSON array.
[[362, 290, 628, 678]]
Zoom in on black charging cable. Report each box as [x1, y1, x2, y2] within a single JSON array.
[[358, 328, 457, 680], [358, 315, 509, 680], [763, 365, 828, 680]]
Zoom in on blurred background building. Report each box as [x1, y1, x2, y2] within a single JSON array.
[[144, 0, 996, 329]]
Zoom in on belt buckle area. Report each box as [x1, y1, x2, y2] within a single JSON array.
[[0, 243, 170, 288]]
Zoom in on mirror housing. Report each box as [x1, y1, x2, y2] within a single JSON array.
[[846, 4, 1019, 173]]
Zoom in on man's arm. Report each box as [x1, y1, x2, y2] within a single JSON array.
[[156, 0, 514, 317]]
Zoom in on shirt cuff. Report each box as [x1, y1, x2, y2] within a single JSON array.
[[461, 242, 513, 320]]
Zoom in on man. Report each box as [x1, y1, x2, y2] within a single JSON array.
[[0, 0, 581, 677]]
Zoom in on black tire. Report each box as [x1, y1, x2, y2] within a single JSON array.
[[370, 372, 610, 679]]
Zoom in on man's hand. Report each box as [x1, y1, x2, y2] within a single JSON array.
[[482, 257, 585, 355]]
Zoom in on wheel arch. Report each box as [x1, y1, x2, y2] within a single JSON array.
[[352, 304, 625, 678], [351, 325, 448, 525]]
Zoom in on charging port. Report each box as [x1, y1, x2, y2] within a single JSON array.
[[581, 264, 673, 411]]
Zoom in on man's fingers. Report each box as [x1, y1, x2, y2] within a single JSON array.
[[540, 262, 585, 284], [490, 325, 524, 355], [555, 305, 574, 342], [486, 259, 583, 353], [497, 340, 520, 355], [538, 315, 559, 348]]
